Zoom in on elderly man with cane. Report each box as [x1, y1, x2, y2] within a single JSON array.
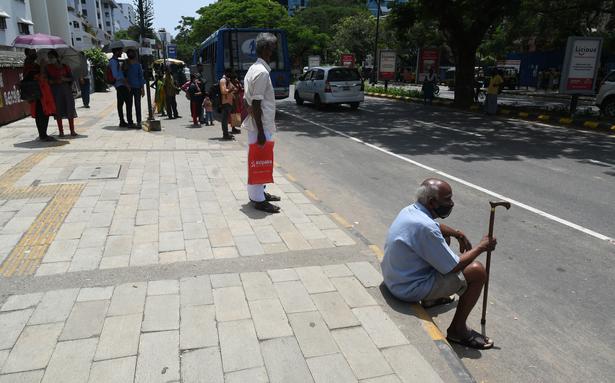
[[381, 178, 498, 349]]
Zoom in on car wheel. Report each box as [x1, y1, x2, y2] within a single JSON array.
[[601, 97, 615, 118], [295, 91, 304, 106], [350, 102, 360, 110], [314, 94, 322, 108]]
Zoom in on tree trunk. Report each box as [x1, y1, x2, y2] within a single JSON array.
[[453, 44, 478, 108]]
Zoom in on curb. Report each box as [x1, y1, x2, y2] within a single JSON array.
[[364, 92, 615, 133]]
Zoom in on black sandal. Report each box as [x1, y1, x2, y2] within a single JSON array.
[[253, 200, 280, 214], [264, 192, 281, 202], [421, 296, 454, 308], [447, 330, 494, 350]]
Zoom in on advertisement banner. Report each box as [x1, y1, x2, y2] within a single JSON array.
[[560, 36, 603, 95], [0, 68, 30, 126], [378, 50, 396, 81], [340, 54, 355, 68], [418, 48, 439, 82], [167, 44, 177, 59], [308, 55, 321, 68]]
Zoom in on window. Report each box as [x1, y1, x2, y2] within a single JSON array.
[[327, 68, 361, 82], [82, 9, 87, 16], [81, 0, 86, 3], [314, 70, 325, 80], [104, 3, 109, 8], [73, 21, 80, 28], [105, 12, 109, 17], [0, 18, 6, 30], [606, 71, 615, 83], [76, 37, 82, 41], [105, 21, 110, 27], [18, 23, 30, 35]]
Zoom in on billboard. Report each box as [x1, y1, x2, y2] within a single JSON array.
[[0, 68, 30, 126], [340, 54, 355, 68], [378, 50, 396, 81], [560, 36, 603, 95], [418, 48, 439, 82]]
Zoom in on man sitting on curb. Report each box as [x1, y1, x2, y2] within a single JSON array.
[[381, 178, 497, 350]]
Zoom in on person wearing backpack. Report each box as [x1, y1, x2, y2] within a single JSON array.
[[108, 47, 133, 127]]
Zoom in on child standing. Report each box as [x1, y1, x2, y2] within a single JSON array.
[[203, 93, 214, 126]]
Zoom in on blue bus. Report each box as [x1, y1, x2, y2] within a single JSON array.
[[193, 28, 291, 99]]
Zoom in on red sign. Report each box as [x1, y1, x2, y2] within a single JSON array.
[[418, 48, 440, 82], [0, 68, 30, 126], [378, 50, 396, 81], [567, 78, 593, 90], [340, 54, 355, 68]]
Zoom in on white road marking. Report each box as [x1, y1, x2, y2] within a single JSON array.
[[280, 109, 614, 243], [588, 159, 615, 167], [414, 120, 485, 138]]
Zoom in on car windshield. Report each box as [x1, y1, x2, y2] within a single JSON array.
[[606, 71, 615, 82], [328, 68, 361, 82]]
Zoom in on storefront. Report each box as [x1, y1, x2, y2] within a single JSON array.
[[0, 51, 30, 126]]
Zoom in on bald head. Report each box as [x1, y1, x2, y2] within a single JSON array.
[[416, 178, 452, 205]]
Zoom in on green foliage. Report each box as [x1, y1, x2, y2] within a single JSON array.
[[365, 84, 423, 99], [330, 15, 377, 64], [134, 0, 156, 38], [293, 2, 371, 38], [84, 48, 108, 92], [114, 26, 141, 41]]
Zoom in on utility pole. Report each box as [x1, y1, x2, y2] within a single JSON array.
[[371, 0, 381, 85], [136, 0, 159, 130]]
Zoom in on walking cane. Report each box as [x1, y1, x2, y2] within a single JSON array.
[[480, 201, 511, 326]]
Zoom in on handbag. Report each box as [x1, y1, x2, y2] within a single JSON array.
[[248, 141, 275, 185], [19, 79, 41, 101], [230, 112, 242, 127]]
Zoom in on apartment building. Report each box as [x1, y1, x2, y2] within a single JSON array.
[[0, 0, 34, 49], [113, 2, 135, 33]]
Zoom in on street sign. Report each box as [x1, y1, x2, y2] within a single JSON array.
[[378, 50, 396, 81], [308, 55, 321, 68], [167, 44, 177, 59], [340, 53, 355, 68], [560, 36, 603, 95]]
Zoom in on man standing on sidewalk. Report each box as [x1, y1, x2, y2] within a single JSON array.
[[125, 49, 145, 127], [220, 68, 236, 140], [486, 69, 503, 115], [242, 33, 281, 213], [109, 47, 133, 127]]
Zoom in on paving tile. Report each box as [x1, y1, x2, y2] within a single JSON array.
[[35, 262, 70, 276], [108, 217, 135, 236], [0, 370, 44, 383], [136, 210, 158, 226], [41, 338, 97, 383], [274, 281, 315, 313], [107, 282, 147, 316], [360, 376, 402, 383], [295, 222, 327, 240], [322, 264, 353, 278], [79, 227, 109, 249], [212, 246, 238, 259], [99, 255, 129, 269], [102, 235, 132, 258], [310, 215, 339, 230], [0, 309, 33, 350], [87, 212, 114, 228], [280, 231, 311, 251], [307, 353, 358, 383], [159, 231, 185, 252], [60, 300, 109, 340], [0, 350, 7, 371], [228, 219, 254, 236], [213, 287, 250, 322], [323, 229, 355, 246], [2, 323, 63, 373], [180, 276, 213, 307], [249, 299, 293, 340], [288, 311, 339, 358], [241, 272, 277, 301], [76, 286, 113, 302], [296, 266, 335, 294], [148, 279, 179, 295], [268, 268, 299, 282], [224, 367, 269, 383], [263, 242, 289, 254], [254, 225, 283, 244], [29, 288, 79, 325], [181, 347, 223, 383], [312, 292, 360, 330], [133, 224, 158, 244], [218, 319, 263, 372], [89, 356, 136, 383], [1, 293, 42, 312], [211, 273, 241, 288], [180, 305, 217, 350], [68, 246, 103, 271], [346, 262, 383, 288], [142, 294, 179, 332], [44, 239, 78, 262], [234, 235, 265, 256], [135, 331, 180, 383], [185, 238, 213, 260], [95, 313, 142, 361], [332, 327, 392, 379], [331, 277, 378, 308], [209, 228, 235, 248], [159, 215, 182, 232], [382, 345, 444, 383], [308, 238, 336, 249], [352, 306, 409, 348], [261, 336, 313, 383], [159, 250, 186, 264], [183, 222, 208, 240], [130, 242, 159, 266]]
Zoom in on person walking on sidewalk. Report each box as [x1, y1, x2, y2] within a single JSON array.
[[188, 74, 203, 126], [125, 49, 145, 127], [230, 70, 243, 134], [486, 69, 503, 115], [219, 68, 236, 139], [381, 178, 497, 350], [243, 33, 282, 213], [109, 47, 133, 127], [164, 71, 180, 119], [203, 94, 214, 126], [46, 50, 78, 137], [78, 52, 91, 108], [23, 49, 56, 141], [422, 67, 437, 105]]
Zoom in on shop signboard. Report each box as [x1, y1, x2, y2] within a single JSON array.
[[560, 36, 603, 95]]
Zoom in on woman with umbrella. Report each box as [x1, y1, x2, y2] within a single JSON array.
[[22, 48, 56, 141], [46, 49, 78, 136]]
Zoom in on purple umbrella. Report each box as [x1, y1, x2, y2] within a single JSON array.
[[12, 33, 69, 49]]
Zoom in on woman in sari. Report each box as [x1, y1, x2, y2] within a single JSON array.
[[46, 50, 78, 136], [22, 49, 56, 141]]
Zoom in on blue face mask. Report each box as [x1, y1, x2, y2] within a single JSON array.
[[433, 202, 453, 219]]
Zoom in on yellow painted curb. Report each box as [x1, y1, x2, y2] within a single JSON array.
[[404, 96, 412, 101], [330, 213, 353, 229], [583, 121, 599, 129], [537, 114, 550, 121], [469, 105, 479, 111], [559, 117, 573, 124], [395, 95, 403, 99], [500, 109, 511, 115], [304, 190, 320, 202], [369, 245, 384, 261], [411, 303, 447, 341], [610, 125, 615, 131], [518, 112, 529, 118]]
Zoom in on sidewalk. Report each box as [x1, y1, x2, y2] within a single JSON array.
[[0, 91, 470, 382]]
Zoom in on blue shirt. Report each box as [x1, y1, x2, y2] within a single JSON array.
[[126, 62, 145, 89], [109, 57, 125, 88], [381, 203, 460, 302]]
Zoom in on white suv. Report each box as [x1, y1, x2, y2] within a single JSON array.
[[596, 70, 615, 118], [295, 66, 364, 109]]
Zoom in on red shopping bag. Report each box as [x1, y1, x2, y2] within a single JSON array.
[[248, 141, 275, 185]]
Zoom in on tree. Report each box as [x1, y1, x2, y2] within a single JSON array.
[[134, 0, 155, 39], [84, 48, 108, 92], [114, 25, 141, 41], [330, 15, 377, 64]]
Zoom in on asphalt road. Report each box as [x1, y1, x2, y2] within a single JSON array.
[[273, 95, 615, 382]]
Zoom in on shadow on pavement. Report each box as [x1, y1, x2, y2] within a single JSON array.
[[13, 139, 69, 149]]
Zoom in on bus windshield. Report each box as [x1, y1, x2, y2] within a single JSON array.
[[223, 31, 286, 72]]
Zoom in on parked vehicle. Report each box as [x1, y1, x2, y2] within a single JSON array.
[[596, 70, 615, 117], [294, 66, 364, 109]]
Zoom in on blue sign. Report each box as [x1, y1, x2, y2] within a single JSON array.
[[167, 44, 177, 59]]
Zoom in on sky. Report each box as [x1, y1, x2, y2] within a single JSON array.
[[153, 0, 216, 36]]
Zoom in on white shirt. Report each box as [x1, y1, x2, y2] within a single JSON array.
[[242, 58, 276, 133]]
